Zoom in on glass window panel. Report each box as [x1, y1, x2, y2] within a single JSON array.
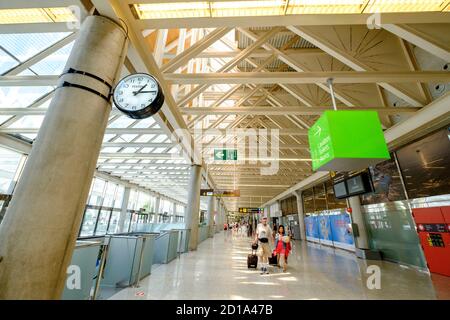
[[102, 134, 116, 142], [129, 212, 138, 232], [95, 209, 111, 236], [0, 48, 18, 74], [326, 180, 347, 209], [8, 115, 45, 128], [123, 211, 132, 233], [139, 147, 154, 153], [396, 128, 450, 199], [302, 188, 314, 214], [152, 135, 168, 143], [116, 134, 138, 142], [107, 211, 121, 234], [0, 32, 71, 62], [29, 42, 74, 75], [79, 208, 98, 237], [0, 86, 53, 108], [127, 189, 138, 210], [361, 155, 407, 205], [109, 159, 124, 163], [136, 192, 150, 211], [313, 184, 327, 212], [108, 116, 136, 128], [114, 185, 125, 209], [133, 117, 155, 128], [0, 147, 23, 194], [101, 147, 121, 153], [88, 178, 106, 206], [135, 134, 155, 142], [152, 147, 167, 154], [102, 182, 117, 207], [0, 115, 13, 124], [122, 147, 139, 153]]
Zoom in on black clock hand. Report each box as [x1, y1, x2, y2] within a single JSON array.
[[136, 91, 157, 94], [133, 84, 147, 96]]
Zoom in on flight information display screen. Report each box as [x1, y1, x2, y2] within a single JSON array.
[[347, 175, 365, 195], [333, 181, 348, 199]]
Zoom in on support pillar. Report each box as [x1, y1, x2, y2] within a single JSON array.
[[118, 187, 131, 233], [171, 202, 177, 223], [215, 199, 221, 233], [0, 16, 128, 299], [186, 165, 202, 251], [347, 196, 381, 260], [348, 196, 369, 249], [154, 196, 161, 223], [295, 191, 306, 241], [207, 196, 215, 238]]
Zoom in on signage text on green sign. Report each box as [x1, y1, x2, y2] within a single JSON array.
[[308, 111, 389, 171]]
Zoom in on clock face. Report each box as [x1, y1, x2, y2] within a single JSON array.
[[114, 73, 159, 112]]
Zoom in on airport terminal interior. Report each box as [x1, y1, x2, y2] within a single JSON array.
[[0, 0, 449, 300]]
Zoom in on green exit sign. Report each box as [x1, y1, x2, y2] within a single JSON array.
[[308, 111, 389, 171], [214, 149, 237, 161]]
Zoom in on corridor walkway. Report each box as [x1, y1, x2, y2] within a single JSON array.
[[108, 231, 450, 300]]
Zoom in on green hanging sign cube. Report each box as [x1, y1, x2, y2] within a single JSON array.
[[308, 111, 390, 171]]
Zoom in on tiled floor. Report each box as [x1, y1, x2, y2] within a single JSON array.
[[108, 230, 450, 300]]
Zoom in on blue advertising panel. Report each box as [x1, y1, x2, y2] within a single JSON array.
[[330, 213, 354, 247], [318, 215, 333, 244], [305, 216, 320, 239]]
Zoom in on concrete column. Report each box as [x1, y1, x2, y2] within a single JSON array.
[[171, 202, 177, 223], [154, 196, 160, 223], [118, 187, 131, 233], [348, 196, 370, 249], [215, 199, 221, 233], [207, 196, 215, 237], [186, 165, 202, 251], [295, 191, 307, 241], [0, 16, 128, 300]]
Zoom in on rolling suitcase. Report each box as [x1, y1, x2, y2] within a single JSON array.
[[247, 249, 258, 269]]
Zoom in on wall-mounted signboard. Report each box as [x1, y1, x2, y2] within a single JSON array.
[[200, 189, 240, 197], [238, 208, 263, 214], [309, 111, 389, 171]]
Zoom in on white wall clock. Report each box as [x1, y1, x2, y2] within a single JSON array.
[[113, 73, 164, 119]]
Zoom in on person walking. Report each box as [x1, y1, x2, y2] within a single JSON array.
[[274, 225, 291, 272], [253, 217, 273, 275]]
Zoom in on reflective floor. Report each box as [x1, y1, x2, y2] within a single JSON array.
[[108, 230, 450, 300]]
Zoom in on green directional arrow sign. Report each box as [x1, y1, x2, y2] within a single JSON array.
[[214, 149, 237, 161], [308, 111, 389, 171]]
